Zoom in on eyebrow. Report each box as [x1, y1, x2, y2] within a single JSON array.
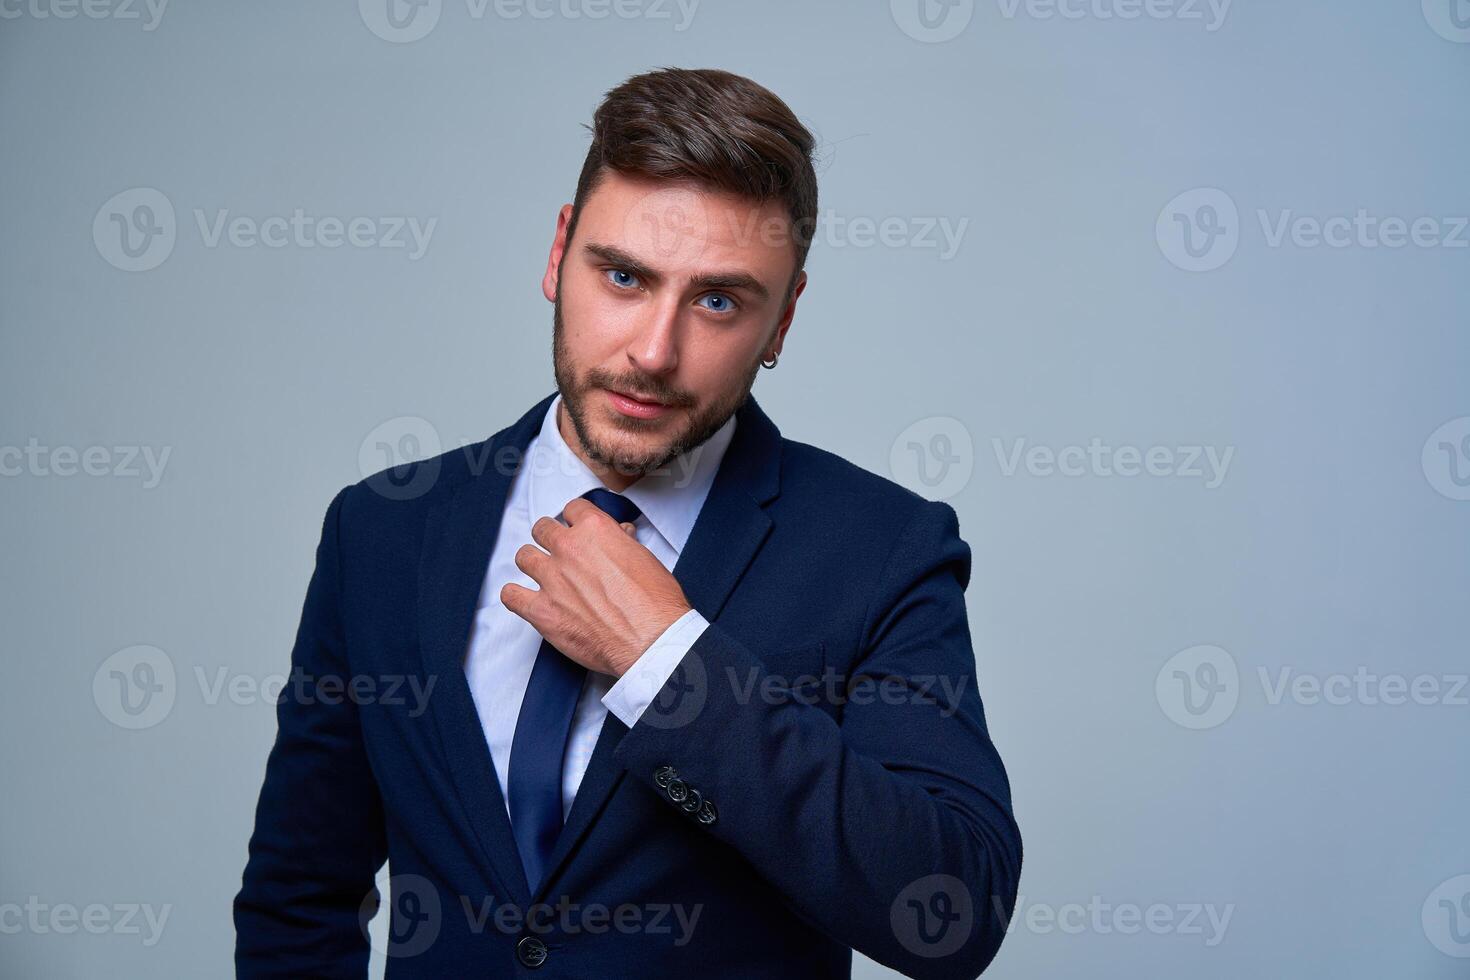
[[582, 241, 771, 302]]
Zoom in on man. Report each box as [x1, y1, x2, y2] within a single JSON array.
[[235, 67, 1021, 978]]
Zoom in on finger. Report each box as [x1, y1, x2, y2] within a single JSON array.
[[562, 496, 618, 527], [530, 515, 568, 551], [499, 581, 537, 621], [513, 542, 551, 581], [620, 521, 637, 537], [561, 496, 599, 524]]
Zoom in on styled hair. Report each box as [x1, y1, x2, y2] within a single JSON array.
[[567, 67, 819, 303]]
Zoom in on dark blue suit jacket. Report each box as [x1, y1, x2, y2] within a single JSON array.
[[234, 391, 1022, 978]]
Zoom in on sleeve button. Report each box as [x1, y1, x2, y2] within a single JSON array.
[[516, 935, 548, 968]]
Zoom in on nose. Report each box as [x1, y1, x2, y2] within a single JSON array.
[[626, 296, 681, 377]]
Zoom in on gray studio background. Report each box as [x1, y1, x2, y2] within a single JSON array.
[[2, 1, 1467, 976]]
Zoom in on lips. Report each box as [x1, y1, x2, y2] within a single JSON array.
[[610, 388, 665, 407], [606, 387, 672, 420]]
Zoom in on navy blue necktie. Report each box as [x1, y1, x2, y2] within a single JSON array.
[[507, 487, 642, 892]]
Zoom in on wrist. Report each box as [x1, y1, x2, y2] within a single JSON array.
[[614, 601, 694, 677]]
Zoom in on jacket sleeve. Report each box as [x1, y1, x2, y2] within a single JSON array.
[[234, 486, 389, 978], [611, 499, 1022, 980]]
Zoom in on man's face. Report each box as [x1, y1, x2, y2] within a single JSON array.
[[543, 170, 806, 481]]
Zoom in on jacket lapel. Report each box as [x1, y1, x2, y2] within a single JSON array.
[[531, 392, 784, 900], [417, 391, 556, 910]]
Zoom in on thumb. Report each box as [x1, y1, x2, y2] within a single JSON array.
[[620, 522, 637, 537]]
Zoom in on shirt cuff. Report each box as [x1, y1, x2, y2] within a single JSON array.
[[601, 608, 709, 728]]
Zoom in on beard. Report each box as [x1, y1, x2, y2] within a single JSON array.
[[551, 290, 761, 481]]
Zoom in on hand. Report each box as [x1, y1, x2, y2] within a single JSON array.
[[501, 496, 693, 677]]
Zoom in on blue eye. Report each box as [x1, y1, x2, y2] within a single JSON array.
[[699, 293, 737, 314], [605, 268, 640, 289]]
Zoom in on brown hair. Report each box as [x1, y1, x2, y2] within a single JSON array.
[[567, 67, 819, 304]]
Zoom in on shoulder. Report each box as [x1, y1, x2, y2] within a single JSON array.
[[772, 437, 972, 607], [775, 436, 960, 537], [324, 433, 503, 539]]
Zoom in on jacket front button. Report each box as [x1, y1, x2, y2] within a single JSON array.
[[516, 935, 547, 968]]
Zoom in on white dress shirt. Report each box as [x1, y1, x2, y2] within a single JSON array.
[[463, 393, 735, 823]]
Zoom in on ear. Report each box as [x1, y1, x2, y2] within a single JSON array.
[[542, 204, 575, 303], [767, 269, 807, 359]]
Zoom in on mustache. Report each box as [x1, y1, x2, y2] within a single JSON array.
[[586, 371, 692, 407]]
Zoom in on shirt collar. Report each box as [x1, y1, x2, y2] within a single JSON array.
[[525, 392, 738, 555]]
